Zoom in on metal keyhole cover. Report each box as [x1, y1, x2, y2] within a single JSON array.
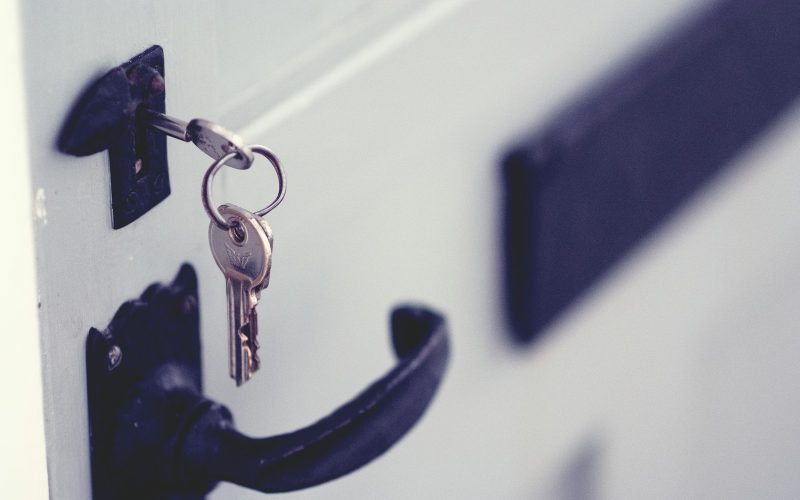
[[57, 45, 171, 229]]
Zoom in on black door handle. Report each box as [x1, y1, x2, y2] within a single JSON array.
[[86, 265, 450, 499]]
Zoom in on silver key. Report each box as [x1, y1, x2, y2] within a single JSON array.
[[209, 204, 272, 385], [247, 217, 274, 371]]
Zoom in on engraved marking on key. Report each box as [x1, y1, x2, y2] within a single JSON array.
[[209, 204, 272, 385], [225, 244, 252, 270]]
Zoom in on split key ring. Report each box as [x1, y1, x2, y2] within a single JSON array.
[[202, 144, 287, 229]]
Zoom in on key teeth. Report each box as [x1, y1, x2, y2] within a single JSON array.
[[246, 303, 260, 373], [235, 326, 260, 385], [236, 321, 258, 384], [250, 338, 260, 371]]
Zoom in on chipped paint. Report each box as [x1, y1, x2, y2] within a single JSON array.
[[34, 188, 47, 225]]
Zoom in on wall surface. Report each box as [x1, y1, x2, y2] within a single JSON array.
[[0, 0, 49, 497], [19, 0, 800, 498]]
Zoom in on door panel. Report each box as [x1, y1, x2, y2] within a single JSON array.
[[23, 0, 800, 499]]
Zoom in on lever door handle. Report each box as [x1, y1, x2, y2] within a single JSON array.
[[181, 303, 448, 493], [86, 265, 449, 499]]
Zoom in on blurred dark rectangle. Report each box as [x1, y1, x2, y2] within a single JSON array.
[[503, 0, 800, 342]]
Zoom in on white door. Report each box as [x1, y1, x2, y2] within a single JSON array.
[[7, 0, 800, 498]]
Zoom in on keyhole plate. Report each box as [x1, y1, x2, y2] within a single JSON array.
[[108, 46, 170, 229], [58, 45, 171, 229]]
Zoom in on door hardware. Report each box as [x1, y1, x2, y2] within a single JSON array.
[[58, 45, 255, 229], [86, 265, 450, 498], [502, 0, 800, 342], [58, 45, 169, 229]]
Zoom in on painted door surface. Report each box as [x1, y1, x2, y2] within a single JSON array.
[[12, 0, 800, 498]]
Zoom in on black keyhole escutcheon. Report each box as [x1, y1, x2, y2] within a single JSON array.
[[58, 45, 170, 229]]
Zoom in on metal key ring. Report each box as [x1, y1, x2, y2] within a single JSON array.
[[202, 144, 286, 229]]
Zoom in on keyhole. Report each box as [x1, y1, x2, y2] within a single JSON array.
[[133, 107, 150, 180]]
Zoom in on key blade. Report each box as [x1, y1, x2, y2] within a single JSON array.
[[227, 279, 246, 383], [239, 283, 261, 383], [236, 328, 254, 386], [241, 312, 259, 374], [245, 287, 260, 372], [228, 279, 257, 385]]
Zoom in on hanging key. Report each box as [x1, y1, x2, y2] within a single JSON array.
[[209, 204, 273, 385], [201, 144, 286, 385]]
